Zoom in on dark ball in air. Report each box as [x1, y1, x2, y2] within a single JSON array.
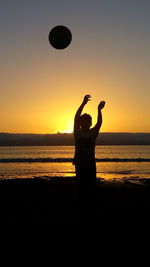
[[48, 25, 72, 50]]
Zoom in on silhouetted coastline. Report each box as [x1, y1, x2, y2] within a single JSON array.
[[0, 132, 150, 146]]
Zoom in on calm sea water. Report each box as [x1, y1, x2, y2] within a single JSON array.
[[0, 145, 150, 180]]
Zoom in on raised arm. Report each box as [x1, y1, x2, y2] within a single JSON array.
[[92, 101, 105, 136], [74, 95, 91, 133]]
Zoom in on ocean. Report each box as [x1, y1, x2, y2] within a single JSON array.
[[0, 145, 150, 180]]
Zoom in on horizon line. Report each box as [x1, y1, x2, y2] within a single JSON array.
[[0, 132, 150, 135]]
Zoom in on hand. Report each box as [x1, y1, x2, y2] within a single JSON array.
[[98, 101, 105, 110], [83, 95, 91, 105]]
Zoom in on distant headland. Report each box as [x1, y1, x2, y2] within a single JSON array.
[[0, 132, 150, 146]]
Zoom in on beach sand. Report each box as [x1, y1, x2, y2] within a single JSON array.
[[0, 177, 150, 225]]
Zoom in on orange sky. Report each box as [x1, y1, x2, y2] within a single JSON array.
[[0, 1, 150, 133]]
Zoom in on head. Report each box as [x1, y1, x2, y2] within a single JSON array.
[[80, 113, 92, 130]]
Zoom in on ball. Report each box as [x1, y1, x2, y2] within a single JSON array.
[[48, 25, 72, 50]]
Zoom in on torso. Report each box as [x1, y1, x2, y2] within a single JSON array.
[[73, 129, 96, 165]]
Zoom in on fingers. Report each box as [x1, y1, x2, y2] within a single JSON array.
[[85, 94, 91, 98], [100, 101, 105, 105], [83, 95, 91, 102], [98, 100, 106, 110], [102, 101, 105, 107]]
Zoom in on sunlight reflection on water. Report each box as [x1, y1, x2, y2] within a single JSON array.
[[0, 146, 150, 180], [0, 161, 150, 180]]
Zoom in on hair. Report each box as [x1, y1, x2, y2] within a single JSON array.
[[79, 113, 92, 129]]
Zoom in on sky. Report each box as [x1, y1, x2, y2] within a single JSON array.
[[0, 0, 150, 133]]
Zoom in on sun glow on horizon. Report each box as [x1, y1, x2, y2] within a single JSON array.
[[57, 130, 73, 134], [57, 119, 74, 134]]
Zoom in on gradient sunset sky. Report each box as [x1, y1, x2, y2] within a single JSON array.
[[0, 0, 150, 133]]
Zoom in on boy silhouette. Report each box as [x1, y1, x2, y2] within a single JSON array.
[[73, 95, 105, 186]]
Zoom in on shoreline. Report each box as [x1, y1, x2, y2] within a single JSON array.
[[0, 175, 150, 184]]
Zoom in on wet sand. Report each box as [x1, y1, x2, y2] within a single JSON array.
[[0, 177, 150, 224]]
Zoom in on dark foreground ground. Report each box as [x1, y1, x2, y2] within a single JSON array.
[[0, 177, 150, 225]]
